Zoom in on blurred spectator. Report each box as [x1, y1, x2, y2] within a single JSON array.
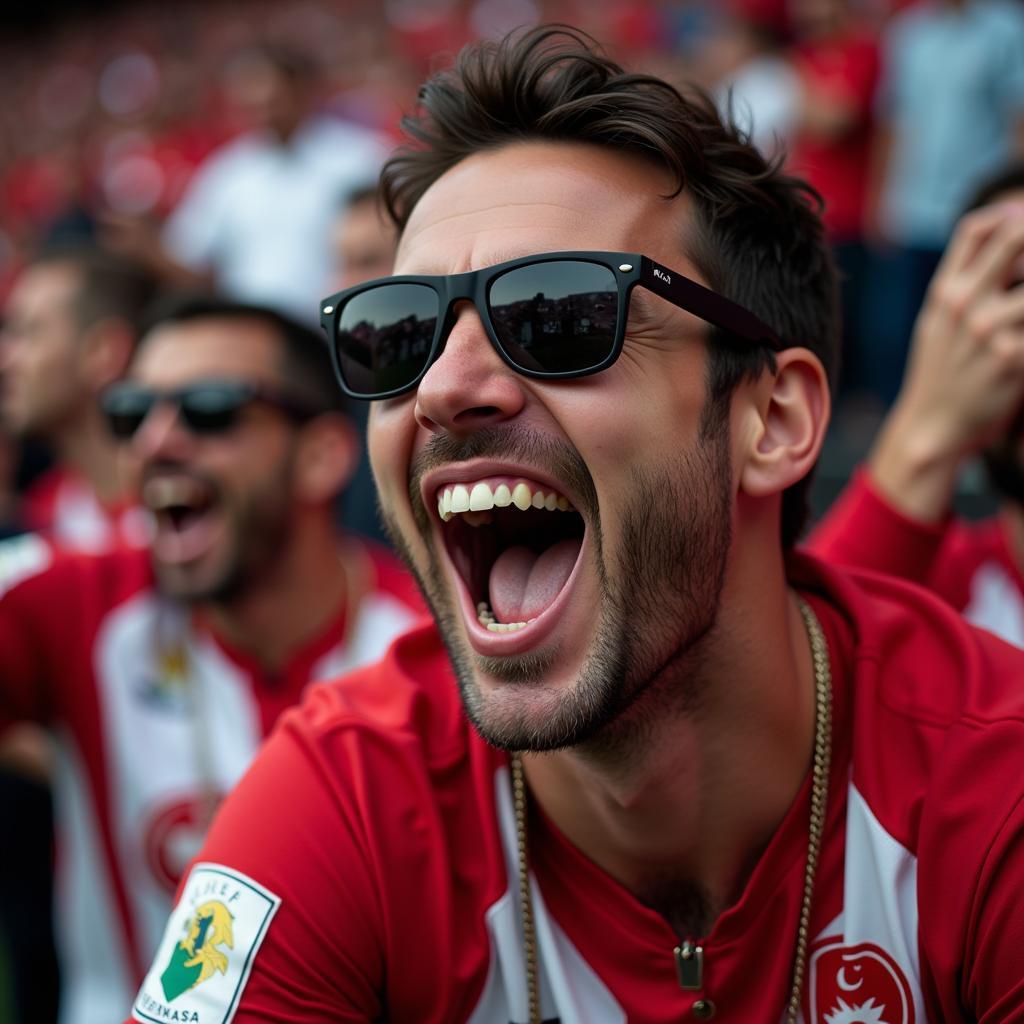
[[707, 4, 800, 159], [863, 0, 1024, 405], [0, 244, 159, 1024], [0, 245, 157, 551], [0, 296, 422, 1024], [810, 163, 1024, 645], [787, 0, 880, 403], [330, 181, 399, 293], [103, 43, 390, 324], [0, 421, 54, 1024], [329, 183, 399, 546]]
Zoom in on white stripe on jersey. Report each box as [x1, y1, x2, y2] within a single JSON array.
[[963, 562, 1024, 648]]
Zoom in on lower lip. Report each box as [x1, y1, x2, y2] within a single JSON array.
[[451, 533, 590, 657]]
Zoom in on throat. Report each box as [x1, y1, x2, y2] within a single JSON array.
[[635, 874, 714, 941]]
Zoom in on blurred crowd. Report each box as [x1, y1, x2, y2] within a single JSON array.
[[1, 0, 1023, 1021], [1, 0, 1022, 431]]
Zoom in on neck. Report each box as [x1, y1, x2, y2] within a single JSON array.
[[521, 537, 818, 935], [54, 409, 127, 506], [201, 514, 358, 671]]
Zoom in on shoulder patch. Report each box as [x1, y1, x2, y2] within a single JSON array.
[[0, 532, 51, 596], [132, 863, 281, 1024]]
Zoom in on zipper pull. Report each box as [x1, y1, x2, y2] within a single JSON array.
[[674, 939, 703, 990]]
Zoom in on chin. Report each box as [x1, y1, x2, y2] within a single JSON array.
[[152, 557, 234, 604], [437, 601, 641, 752]]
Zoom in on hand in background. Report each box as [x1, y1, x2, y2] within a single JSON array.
[[869, 201, 1024, 521]]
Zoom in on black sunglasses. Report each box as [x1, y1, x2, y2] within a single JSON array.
[[101, 380, 319, 440], [319, 250, 785, 401]]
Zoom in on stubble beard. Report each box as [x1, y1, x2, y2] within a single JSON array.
[[155, 452, 297, 606], [381, 410, 734, 754]]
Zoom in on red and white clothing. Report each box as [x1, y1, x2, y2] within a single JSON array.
[[809, 468, 1024, 647], [22, 465, 150, 553], [0, 533, 423, 1024], [787, 29, 880, 243], [133, 553, 1024, 1023]]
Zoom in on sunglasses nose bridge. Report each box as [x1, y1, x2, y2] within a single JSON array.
[[430, 268, 502, 366], [131, 393, 191, 451]]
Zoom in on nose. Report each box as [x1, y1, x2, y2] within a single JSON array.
[[414, 304, 527, 436], [129, 400, 194, 462]]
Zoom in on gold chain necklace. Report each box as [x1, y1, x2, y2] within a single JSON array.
[[510, 597, 832, 1024]]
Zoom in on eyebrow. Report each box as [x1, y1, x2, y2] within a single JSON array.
[[396, 247, 561, 277]]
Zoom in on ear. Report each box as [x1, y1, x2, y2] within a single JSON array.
[[739, 347, 831, 498], [79, 318, 136, 390], [293, 412, 360, 505]]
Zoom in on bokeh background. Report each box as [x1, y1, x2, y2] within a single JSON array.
[[3, 0, 1023, 1017]]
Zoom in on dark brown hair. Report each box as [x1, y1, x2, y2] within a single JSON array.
[[33, 243, 160, 341], [382, 25, 838, 546], [140, 294, 348, 416]]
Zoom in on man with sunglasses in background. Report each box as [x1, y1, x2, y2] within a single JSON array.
[[0, 295, 422, 1024], [132, 27, 1024, 1024]]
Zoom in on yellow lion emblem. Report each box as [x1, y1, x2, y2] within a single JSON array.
[[181, 900, 234, 984]]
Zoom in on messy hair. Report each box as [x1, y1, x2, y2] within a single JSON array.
[[382, 26, 838, 546]]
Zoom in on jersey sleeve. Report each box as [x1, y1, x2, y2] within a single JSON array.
[[918, 710, 1024, 1021], [129, 699, 387, 1022], [0, 534, 60, 723], [806, 468, 949, 584]]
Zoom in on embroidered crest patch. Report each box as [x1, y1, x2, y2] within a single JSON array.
[[132, 863, 281, 1024], [807, 937, 915, 1024]]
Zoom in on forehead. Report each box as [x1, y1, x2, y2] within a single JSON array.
[[396, 141, 694, 274], [130, 316, 282, 388]]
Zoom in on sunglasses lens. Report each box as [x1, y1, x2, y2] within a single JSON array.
[[101, 387, 153, 440], [178, 385, 249, 433], [335, 283, 439, 396], [488, 260, 619, 374]]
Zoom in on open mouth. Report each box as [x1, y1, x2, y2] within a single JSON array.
[[143, 475, 223, 565], [433, 475, 586, 636]]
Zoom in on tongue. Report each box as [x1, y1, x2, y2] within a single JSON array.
[[489, 538, 581, 624]]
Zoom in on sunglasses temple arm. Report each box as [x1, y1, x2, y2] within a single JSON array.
[[639, 257, 782, 350]]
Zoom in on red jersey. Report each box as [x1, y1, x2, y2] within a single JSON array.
[[787, 29, 880, 242], [0, 533, 423, 1024], [132, 553, 1024, 1023], [21, 465, 150, 553], [808, 469, 1024, 647]]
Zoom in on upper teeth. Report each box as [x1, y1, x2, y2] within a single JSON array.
[[142, 477, 207, 512], [437, 479, 573, 522]]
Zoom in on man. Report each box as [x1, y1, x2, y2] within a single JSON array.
[[0, 296, 422, 1024], [0, 245, 157, 1024], [330, 182, 400, 546], [104, 44, 388, 325], [811, 163, 1024, 645], [133, 28, 1024, 1023], [786, 0, 880, 403], [330, 182, 399, 294], [1, 245, 157, 551], [863, 0, 1024, 404]]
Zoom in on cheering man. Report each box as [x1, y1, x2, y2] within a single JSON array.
[[0, 296, 421, 1024], [133, 28, 1024, 1023]]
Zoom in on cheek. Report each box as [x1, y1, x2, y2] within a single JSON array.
[[553, 372, 706, 471]]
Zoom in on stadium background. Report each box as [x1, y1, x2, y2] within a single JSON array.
[[0, 0, 1015, 1017]]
